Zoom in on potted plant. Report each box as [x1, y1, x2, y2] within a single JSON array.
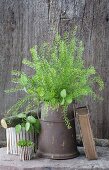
[[17, 139, 34, 161], [15, 113, 40, 155], [28, 33, 103, 159], [1, 113, 40, 155], [3, 31, 104, 159], [1, 58, 41, 155]]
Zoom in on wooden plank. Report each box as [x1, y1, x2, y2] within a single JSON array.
[[16, 131, 20, 154], [76, 106, 98, 160], [12, 128, 17, 154], [6, 128, 9, 154], [9, 128, 12, 154]]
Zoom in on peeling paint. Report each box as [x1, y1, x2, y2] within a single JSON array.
[[62, 141, 65, 147], [52, 136, 54, 144], [51, 154, 54, 159]]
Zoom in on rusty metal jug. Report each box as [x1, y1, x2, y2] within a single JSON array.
[[38, 105, 79, 159]]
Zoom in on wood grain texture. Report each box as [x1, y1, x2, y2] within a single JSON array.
[[0, 0, 109, 140], [0, 0, 59, 140], [76, 107, 97, 160], [59, 0, 109, 139]]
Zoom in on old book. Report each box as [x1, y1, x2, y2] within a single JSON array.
[[76, 106, 98, 160]]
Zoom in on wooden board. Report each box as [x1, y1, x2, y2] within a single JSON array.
[[76, 106, 98, 160]]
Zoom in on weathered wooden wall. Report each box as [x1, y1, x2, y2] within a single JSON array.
[[0, 0, 109, 140]]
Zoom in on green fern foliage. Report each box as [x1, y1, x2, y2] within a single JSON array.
[[22, 33, 103, 109], [5, 32, 104, 117]]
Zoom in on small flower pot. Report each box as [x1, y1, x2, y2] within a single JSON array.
[[6, 127, 37, 155], [19, 146, 33, 161]]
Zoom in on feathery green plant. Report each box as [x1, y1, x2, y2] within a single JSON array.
[[17, 139, 34, 147], [21, 34, 103, 107], [5, 32, 104, 128]]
